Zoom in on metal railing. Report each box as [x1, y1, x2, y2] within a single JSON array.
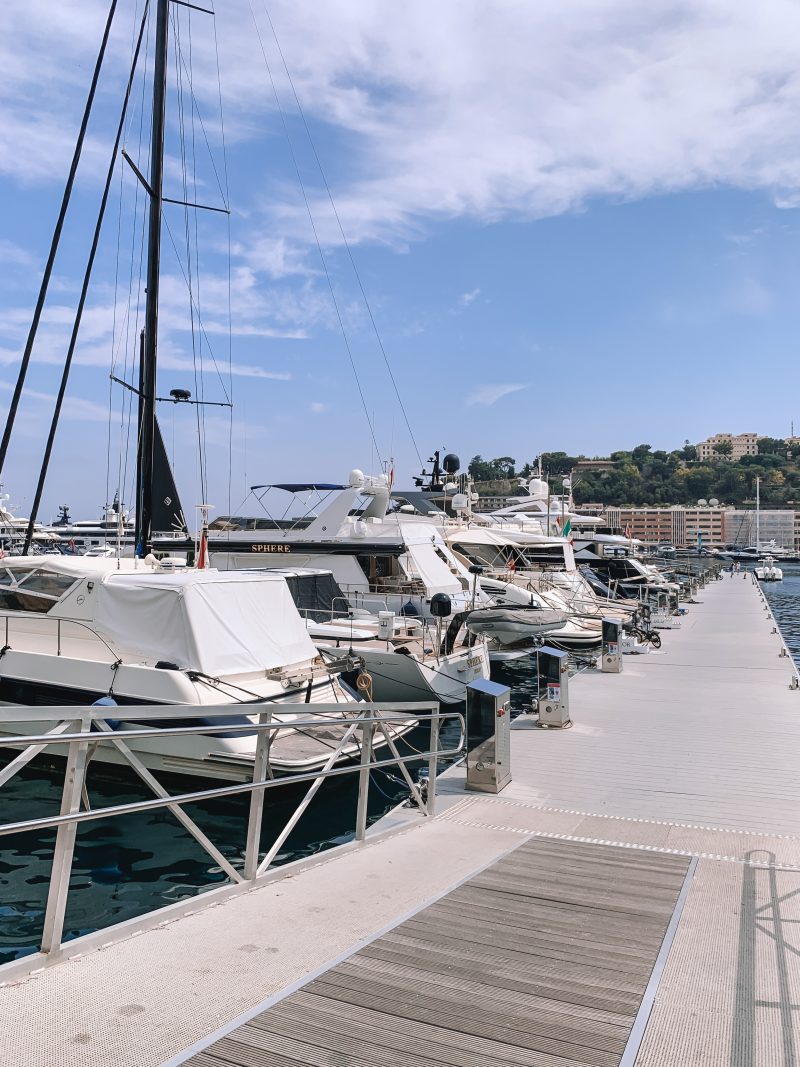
[[0, 701, 461, 970], [0, 610, 120, 662]]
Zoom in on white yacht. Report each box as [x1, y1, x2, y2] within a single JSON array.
[[157, 473, 495, 701], [0, 555, 414, 782], [259, 566, 488, 705], [755, 555, 783, 582]]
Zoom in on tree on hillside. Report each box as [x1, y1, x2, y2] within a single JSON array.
[[758, 437, 788, 456], [681, 441, 697, 462], [468, 455, 517, 481], [713, 440, 733, 457], [540, 452, 576, 477]]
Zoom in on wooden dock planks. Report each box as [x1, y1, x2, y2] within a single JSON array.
[[183, 837, 690, 1067]]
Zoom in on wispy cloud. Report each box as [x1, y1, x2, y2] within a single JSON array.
[[10, 3, 800, 246], [0, 239, 36, 268], [459, 288, 480, 308], [0, 379, 113, 422], [309, 401, 328, 413], [466, 382, 527, 407]]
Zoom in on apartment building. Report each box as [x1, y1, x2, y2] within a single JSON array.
[[601, 505, 799, 551], [696, 433, 759, 462]]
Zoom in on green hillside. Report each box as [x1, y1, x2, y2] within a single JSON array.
[[468, 440, 800, 508]]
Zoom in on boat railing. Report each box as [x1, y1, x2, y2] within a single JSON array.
[[0, 610, 120, 662], [0, 700, 460, 979]]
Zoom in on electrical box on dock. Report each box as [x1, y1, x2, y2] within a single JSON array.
[[537, 646, 571, 728], [601, 618, 623, 673], [465, 678, 511, 794]]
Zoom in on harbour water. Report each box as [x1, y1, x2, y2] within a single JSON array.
[[2, 568, 798, 965]]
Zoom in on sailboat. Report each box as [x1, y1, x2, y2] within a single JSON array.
[[0, 1, 417, 781]]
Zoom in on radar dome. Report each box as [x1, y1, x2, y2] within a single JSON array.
[[697, 498, 708, 507], [527, 478, 549, 501], [443, 453, 460, 475], [451, 493, 469, 513], [348, 468, 365, 488], [709, 498, 719, 506]]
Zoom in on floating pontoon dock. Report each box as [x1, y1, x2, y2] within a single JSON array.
[[2, 575, 799, 1066]]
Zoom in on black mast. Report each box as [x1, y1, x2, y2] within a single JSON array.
[[133, 329, 146, 551], [137, 0, 169, 557]]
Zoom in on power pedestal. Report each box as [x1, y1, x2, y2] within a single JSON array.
[[537, 646, 571, 728], [601, 617, 623, 673], [465, 678, 512, 793]]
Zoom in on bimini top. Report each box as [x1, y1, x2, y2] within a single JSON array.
[[250, 483, 346, 493], [0, 557, 317, 677]]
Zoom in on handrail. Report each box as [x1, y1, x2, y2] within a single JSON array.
[[0, 700, 459, 971]]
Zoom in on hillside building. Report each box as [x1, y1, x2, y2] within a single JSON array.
[[696, 433, 759, 462]]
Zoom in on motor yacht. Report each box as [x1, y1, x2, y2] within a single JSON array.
[[155, 473, 495, 699], [262, 566, 489, 704], [0, 555, 415, 782]]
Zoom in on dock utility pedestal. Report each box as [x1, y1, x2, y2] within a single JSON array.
[[465, 678, 511, 794], [601, 618, 623, 673], [537, 646, 571, 728]]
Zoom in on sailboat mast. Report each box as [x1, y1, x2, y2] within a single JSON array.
[[137, 0, 169, 557], [756, 475, 760, 549]]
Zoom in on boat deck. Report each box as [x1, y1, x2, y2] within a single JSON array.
[[2, 574, 800, 1067]]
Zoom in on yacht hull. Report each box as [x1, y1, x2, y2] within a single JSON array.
[[343, 642, 489, 704]]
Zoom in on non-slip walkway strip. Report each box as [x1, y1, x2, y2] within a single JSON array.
[[178, 837, 692, 1067]]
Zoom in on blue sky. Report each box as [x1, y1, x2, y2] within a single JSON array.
[[2, 1, 800, 520]]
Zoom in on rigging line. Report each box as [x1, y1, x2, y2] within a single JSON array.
[[210, 2, 234, 515], [109, 0, 142, 378], [107, 139, 127, 515], [162, 214, 231, 404], [173, 8, 206, 502], [109, 0, 143, 512], [261, 2, 423, 470], [186, 9, 209, 503], [121, 7, 155, 513], [22, 3, 151, 554], [170, 20, 229, 210], [0, 0, 119, 479], [246, 0, 383, 467]]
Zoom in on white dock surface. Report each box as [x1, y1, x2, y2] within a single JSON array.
[[2, 575, 800, 1066]]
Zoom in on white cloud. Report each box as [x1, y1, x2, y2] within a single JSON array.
[[465, 382, 527, 407], [309, 401, 328, 413], [459, 288, 481, 308], [0, 380, 113, 422], [0, 239, 36, 268], [8, 2, 800, 245]]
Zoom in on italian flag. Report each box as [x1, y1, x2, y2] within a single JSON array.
[[559, 516, 573, 542]]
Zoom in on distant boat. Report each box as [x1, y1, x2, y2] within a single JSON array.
[[755, 555, 783, 582]]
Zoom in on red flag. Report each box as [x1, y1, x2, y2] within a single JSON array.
[[197, 527, 208, 570]]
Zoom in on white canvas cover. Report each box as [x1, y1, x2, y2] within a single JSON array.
[[92, 570, 316, 676], [398, 522, 463, 595]]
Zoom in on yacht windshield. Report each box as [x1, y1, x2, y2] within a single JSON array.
[[0, 567, 79, 613]]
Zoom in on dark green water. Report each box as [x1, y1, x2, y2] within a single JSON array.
[[1, 572, 798, 964]]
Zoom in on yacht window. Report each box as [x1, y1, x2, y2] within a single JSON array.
[[17, 570, 77, 597], [0, 589, 54, 613]]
